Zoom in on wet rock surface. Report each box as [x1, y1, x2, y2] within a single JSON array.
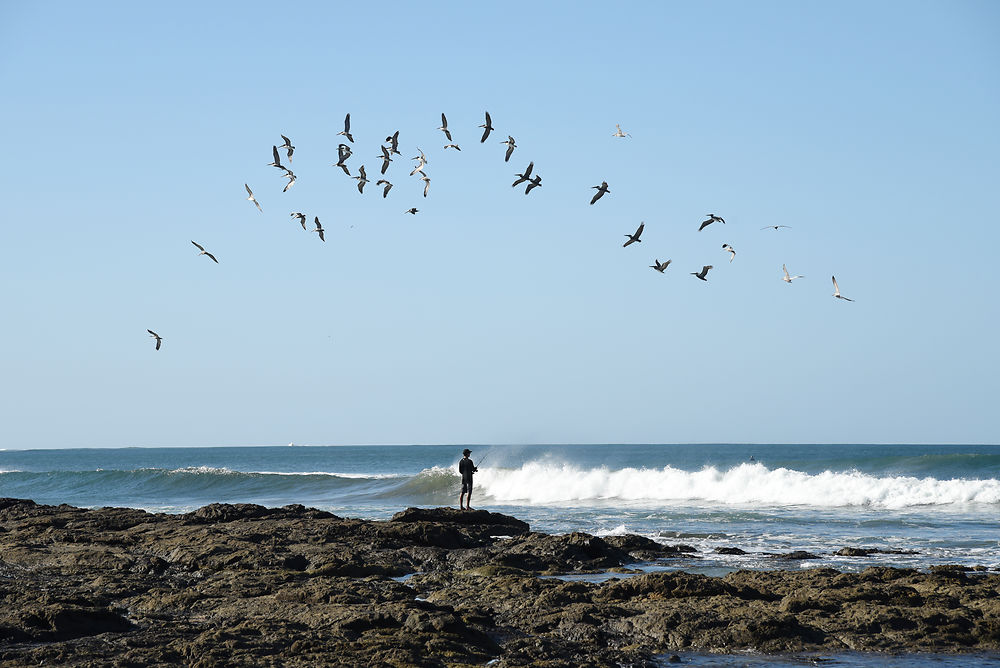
[[1, 498, 998, 666]]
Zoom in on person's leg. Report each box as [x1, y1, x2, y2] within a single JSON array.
[[466, 485, 473, 511]]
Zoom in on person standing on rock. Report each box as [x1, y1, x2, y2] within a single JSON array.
[[458, 448, 478, 511]]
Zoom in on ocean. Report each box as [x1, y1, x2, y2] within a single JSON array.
[[2, 443, 997, 576]]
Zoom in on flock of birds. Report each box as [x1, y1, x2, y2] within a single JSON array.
[[147, 112, 854, 350]]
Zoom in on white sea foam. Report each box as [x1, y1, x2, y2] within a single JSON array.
[[253, 471, 407, 479], [476, 461, 1000, 509]]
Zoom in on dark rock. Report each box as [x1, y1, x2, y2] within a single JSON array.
[[716, 547, 747, 555], [767, 551, 821, 560]]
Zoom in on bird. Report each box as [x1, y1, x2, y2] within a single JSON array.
[[282, 171, 296, 192], [512, 161, 534, 188], [782, 264, 804, 283], [267, 145, 283, 169], [190, 240, 218, 263], [421, 174, 431, 197], [245, 184, 262, 212], [761, 225, 791, 231], [612, 123, 631, 138], [501, 136, 516, 162], [443, 144, 461, 151], [623, 222, 645, 247], [438, 113, 452, 141], [409, 157, 427, 176], [590, 181, 610, 205], [722, 243, 736, 262], [377, 145, 392, 174], [479, 111, 494, 143], [335, 144, 352, 176], [279, 134, 294, 162], [313, 216, 325, 242], [385, 131, 401, 155], [376, 179, 393, 198], [291, 212, 307, 230], [650, 259, 672, 273], [337, 113, 353, 143], [699, 214, 725, 231], [147, 329, 162, 351], [832, 275, 854, 301], [691, 265, 713, 281], [525, 175, 542, 195], [353, 165, 369, 193], [405, 208, 418, 215]]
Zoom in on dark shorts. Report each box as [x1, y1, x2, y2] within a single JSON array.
[[461, 478, 473, 494]]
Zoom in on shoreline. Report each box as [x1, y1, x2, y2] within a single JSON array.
[[2, 498, 998, 666]]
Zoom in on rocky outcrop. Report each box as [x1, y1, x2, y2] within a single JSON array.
[[0, 499, 998, 666]]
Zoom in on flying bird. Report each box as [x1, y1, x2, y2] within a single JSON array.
[[623, 222, 645, 247], [313, 217, 325, 242], [501, 136, 516, 162], [691, 265, 713, 281], [612, 123, 631, 138], [443, 144, 461, 151], [699, 214, 725, 231], [722, 243, 736, 262], [438, 113, 452, 141], [761, 225, 792, 231], [190, 240, 218, 263], [337, 113, 354, 143], [590, 181, 610, 205], [147, 329, 162, 351], [405, 208, 418, 215], [267, 145, 283, 169], [291, 212, 307, 230], [353, 165, 369, 193], [524, 175, 542, 194], [479, 111, 494, 143], [512, 161, 534, 188], [832, 275, 854, 301], [335, 144, 352, 176], [245, 184, 262, 212], [282, 171, 296, 192], [377, 145, 393, 174], [376, 179, 393, 198], [385, 130, 400, 155], [781, 264, 804, 283], [421, 174, 431, 197], [650, 259, 672, 273], [279, 134, 294, 162]]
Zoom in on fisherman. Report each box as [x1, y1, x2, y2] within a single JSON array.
[[458, 448, 478, 511]]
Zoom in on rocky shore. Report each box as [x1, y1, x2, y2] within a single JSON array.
[[1, 498, 998, 666]]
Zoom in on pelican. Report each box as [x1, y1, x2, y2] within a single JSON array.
[[691, 265, 713, 281], [525, 175, 542, 194], [699, 214, 725, 231], [438, 113, 452, 141], [335, 144, 352, 176], [650, 259, 672, 273], [405, 207, 418, 215], [376, 179, 393, 198], [267, 145, 283, 169], [443, 144, 461, 151], [761, 225, 791, 231], [279, 134, 294, 162], [501, 136, 516, 162], [190, 240, 218, 263], [353, 165, 369, 193], [623, 222, 644, 247], [245, 184, 262, 212], [782, 264, 804, 283], [479, 111, 494, 143], [378, 145, 392, 174], [832, 275, 854, 301], [512, 161, 534, 188], [421, 174, 431, 197], [291, 212, 307, 230], [147, 329, 162, 350], [337, 113, 353, 143], [722, 243, 736, 262], [612, 123, 631, 138], [590, 181, 610, 205], [313, 217, 325, 242], [282, 171, 296, 192], [385, 130, 400, 156]]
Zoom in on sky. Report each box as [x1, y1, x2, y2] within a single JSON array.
[[1, 1, 998, 449]]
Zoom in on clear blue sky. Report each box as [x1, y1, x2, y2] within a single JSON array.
[[2, 1, 998, 448]]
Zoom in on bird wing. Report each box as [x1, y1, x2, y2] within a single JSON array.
[[344, 113, 350, 132], [441, 112, 447, 128], [635, 223, 644, 237], [147, 329, 158, 336], [359, 165, 366, 179], [524, 161, 534, 178], [698, 220, 711, 231], [205, 252, 218, 263], [191, 240, 205, 252], [245, 183, 253, 196], [832, 276, 840, 294], [783, 264, 790, 279], [505, 145, 514, 162], [272, 145, 281, 165]]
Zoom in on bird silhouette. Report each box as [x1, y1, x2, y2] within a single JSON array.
[[691, 265, 713, 281], [590, 181, 610, 205], [832, 276, 854, 301], [190, 240, 218, 263], [147, 329, 163, 350], [623, 222, 644, 247], [479, 111, 494, 143], [650, 259, 672, 273], [337, 113, 354, 143]]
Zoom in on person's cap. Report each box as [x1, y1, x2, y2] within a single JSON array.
[[462, 448, 472, 455]]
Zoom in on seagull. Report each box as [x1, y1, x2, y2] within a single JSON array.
[[501, 136, 516, 162], [512, 161, 534, 188], [612, 123, 631, 138], [291, 212, 307, 230], [479, 111, 494, 143], [409, 149, 428, 176], [421, 174, 431, 197], [313, 216, 325, 242], [761, 225, 791, 231], [377, 145, 392, 174], [623, 222, 645, 247], [385, 130, 400, 156], [405, 207, 418, 215], [245, 184, 262, 212], [282, 171, 296, 192], [443, 144, 461, 151], [267, 145, 283, 169], [782, 264, 804, 283], [376, 179, 393, 198], [524, 175, 542, 194], [691, 265, 713, 281], [650, 259, 672, 273], [191, 240, 218, 263], [353, 165, 369, 193], [147, 329, 162, 351], [832, 275, 854, 301], [699, 214, 725, 231], [335, 144, 352, 176], [279, 134, 294, 162], [337, 113, 353, 143], [590, 181, 610, 205], [438, 113, 452, 141], [722, 243, 736, 262]]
